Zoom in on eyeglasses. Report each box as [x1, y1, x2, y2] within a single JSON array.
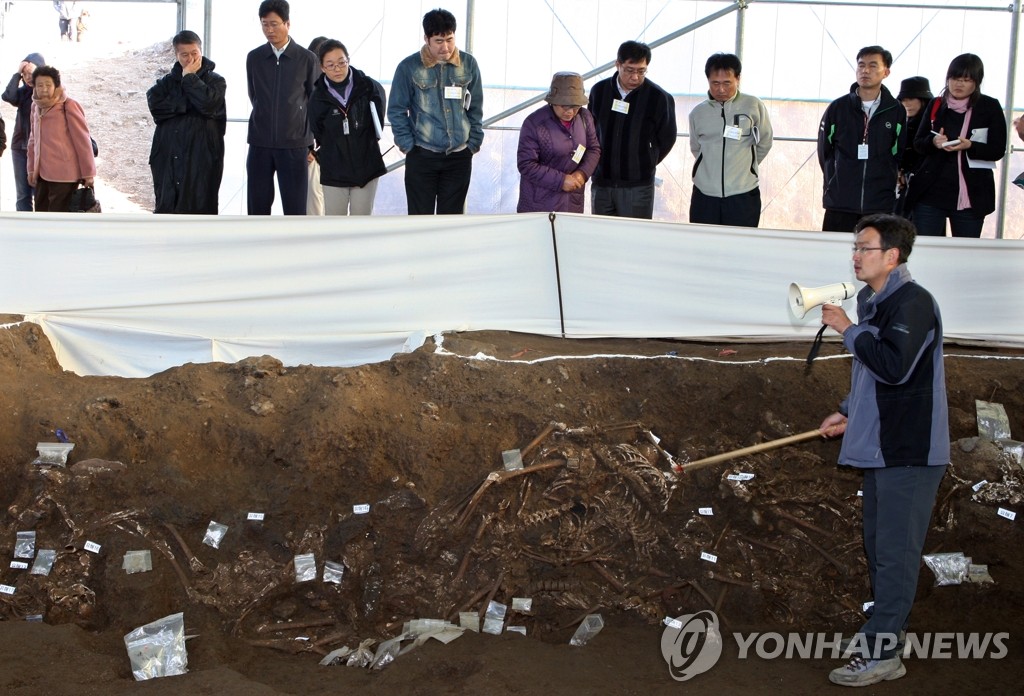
[[323, 60, 349, 70], [620, 67, 647, 77], [852, 246, 886, 255]]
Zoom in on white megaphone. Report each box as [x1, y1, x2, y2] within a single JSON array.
[[789, 282, 857, 319]]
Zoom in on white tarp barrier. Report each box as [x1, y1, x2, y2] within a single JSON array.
[[0, 213, 562, 376], [552, 214, 1024, 344], [2, 212, 1022, 377]]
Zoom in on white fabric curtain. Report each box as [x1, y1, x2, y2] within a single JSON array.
[[2, 212, 1022, 377]]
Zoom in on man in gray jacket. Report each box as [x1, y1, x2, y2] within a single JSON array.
[[818, 214, 948, 687], [688, 53, 772, 227]]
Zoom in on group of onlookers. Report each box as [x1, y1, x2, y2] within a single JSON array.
[[1, 1, 1021, 231], [818, 46, 1010, 237]]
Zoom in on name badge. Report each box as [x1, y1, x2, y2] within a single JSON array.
[[444, 85, 463, 100], [611, 99, 630, 115], [572, 144, 586, 164], [858, 143, 869, 160], [723, 125, 742, 140], [343, 117, 350, 135]]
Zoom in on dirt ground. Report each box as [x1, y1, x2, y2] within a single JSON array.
[[1, 318, 1023, 695]]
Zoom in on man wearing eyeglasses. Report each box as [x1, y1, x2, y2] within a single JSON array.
[[588, 40, 677, 219], [245, 0, 319, 215], [817, 46, 906, 232], [818, 214, 948, 687]]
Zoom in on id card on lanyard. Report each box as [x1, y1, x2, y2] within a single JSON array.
[[858, 111, 870, 159]]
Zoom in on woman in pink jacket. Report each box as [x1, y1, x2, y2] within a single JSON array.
[[27, 65, 96, 212]]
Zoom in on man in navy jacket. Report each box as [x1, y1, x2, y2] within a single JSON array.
[[819, 214, 948, 687], [245, 0, 319, 215]]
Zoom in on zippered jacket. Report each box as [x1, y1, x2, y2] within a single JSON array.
[[838, 264, 949, 469], [245, 40, 318, 149], [817, 83, 906, 214], [309, 67, 387, 188], [689, 91, 772, 198]]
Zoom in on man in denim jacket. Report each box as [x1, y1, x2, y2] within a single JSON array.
[[388, 8, 483, 214]]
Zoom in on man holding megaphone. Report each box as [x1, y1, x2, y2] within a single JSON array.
[[816, 214, 949, 688]]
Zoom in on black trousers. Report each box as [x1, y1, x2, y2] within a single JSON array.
[[689, 186, 761, 227], [822, 209, 868, 233], [404, 146, 473, 215], [246, 145, 309, 216]]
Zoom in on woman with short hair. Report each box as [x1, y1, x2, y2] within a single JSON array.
[[27, 65, 96, 213]]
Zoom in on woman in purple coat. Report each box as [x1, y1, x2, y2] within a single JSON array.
[[516, 72, 600, 213]]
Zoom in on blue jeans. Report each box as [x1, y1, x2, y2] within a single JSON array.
[[911, 203, 984, 238], [12, 149, 34, 211]]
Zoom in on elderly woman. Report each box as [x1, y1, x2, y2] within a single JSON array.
[[517, 72, 600, 213], [27, 65, 96, 212], [307, 39, 387, 216], [907, 54, 1006, 236]]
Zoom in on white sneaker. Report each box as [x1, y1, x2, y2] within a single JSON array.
[[828, 656, 906, 687]]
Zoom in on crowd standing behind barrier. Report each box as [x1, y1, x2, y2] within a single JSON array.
[[5, 2, 1018, 228]]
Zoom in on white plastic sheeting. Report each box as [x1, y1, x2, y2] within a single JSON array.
[[1, 212, 1022, 377]]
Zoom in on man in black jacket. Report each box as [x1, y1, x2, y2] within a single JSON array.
[[588, 40, 677, 220], [817, 46, 906, 232], [245, 0, 319, 215], [147, 31, 226, 214], [2, 52, 46, 211]]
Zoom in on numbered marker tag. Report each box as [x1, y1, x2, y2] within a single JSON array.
[[664, 617, 683, 629], [727, 473, 755, 481], [611, 99, 630, 115], [0, 585, 14, 595], [700, 551, 718, 563], [444, 85, 463, 100], [972, 480, 988, 492], [353, 504, 370, 515], [10, 561, 28, 570], [571, 144, 586, 164], [247, 512, 266, 521], [84, 541, 101, 554], [698, 507, 713, 516], [997, 508, 1017, 521]]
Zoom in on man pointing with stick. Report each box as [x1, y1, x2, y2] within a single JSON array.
[[818, 213, 949, 687]]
